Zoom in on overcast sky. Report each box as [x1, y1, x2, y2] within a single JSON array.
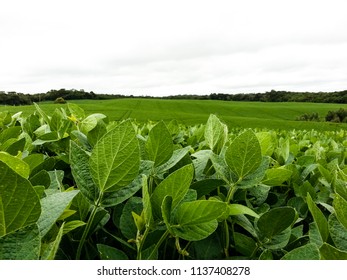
[[1, 0, 347, 96]]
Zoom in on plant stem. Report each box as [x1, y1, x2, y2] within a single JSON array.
[[75, 192, 103, 260], [223, 220, 230, 257], [137, 226, 150, 260]]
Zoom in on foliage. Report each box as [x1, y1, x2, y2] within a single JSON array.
[[0, 105, 347, 260], [296, 112, 320, 122], [325, 108, 347, 123]]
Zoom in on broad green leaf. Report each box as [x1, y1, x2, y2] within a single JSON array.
[[90, 120, 140, 192], [67, 103, 85, 120], [34, 102, 51, 125], [261, 167, 292, 186], [70, 141, 99, 203], [0, 126, 21, 143], [101, 160, 153, 207], [87, 119, 107, 147], [97, 244, 128, 260], [234, 232, 257, 257], [0, 224, 40, 260], [225, 130, 262, 180], [192, 232, 223, 259], [229, 204, 259, 218], [257, 206, 296, 239], [0, 151, 30, 178], [204, 114, 228, 154], [256, 131, 276, 156], [333, 193, 347, 230], [307, 193, 329, 242], [320, 243, 347, 260], [156, 146, 191, 174], [0, 161, 41, 236], [328, 214, 347, 251], [281, 243, 320, 260], [262, 227, 292, 250], [151, 164, 194, 220], [119, 197, 143, 240], [80, 113, 107, 134], [145, 121, 173, 167], [37, 190, 79, 237], [171, 200, 227, 241], [62, 220, 86, 235]]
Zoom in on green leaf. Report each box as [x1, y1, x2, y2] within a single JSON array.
[[145, 121, 173, 167], [261, 167, 292, 186], [34, 102, 51, 125], [62, 220, 86, 235], [70, 141, 99, 203], [67, 103, 85, 120], [234, 232, 257, 257], [37, 190, 79, 237], [142, 175, 153, 227], [204, 114, 228, 154], [0, 224, 41, 260], [97, 244, 128, 260], [156, 146, 191, 174], [171, 200, 227, 241], [225, 130, 262, 180], [192, 232, 223, 259], [320, 243, 347, 260], [80, 113, 107, 134], [328, 214, 347, 251], [0, 161, 41, 236], [190, 179, 226, 198], [256, 131, 276, 156], [307, 193, 329, 242], [151, 164, 194, 220], [90, 120, 140, 192], [257, 206, 296, 239], [161, 195, 173, 233], [281, 243, 320, 260], [119, 197, 143, 240], [333, 193, 347, 230], [0, 151, 30, 178], [229, 204, 259, 218]]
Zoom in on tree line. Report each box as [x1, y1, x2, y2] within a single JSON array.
[[1, 88, 347, 106]]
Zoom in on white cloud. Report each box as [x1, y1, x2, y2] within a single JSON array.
[[1, 0, 347, 95]]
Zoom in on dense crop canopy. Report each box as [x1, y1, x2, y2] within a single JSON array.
[[0, 105, 347, 260]]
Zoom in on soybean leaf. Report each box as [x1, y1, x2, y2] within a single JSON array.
[[37, 190, 79, 237], [225, 130, 262, 180], [0, 224, 40, 260], [171, 200, 227, 241], [190, 178, 226, 198], [119, 197, 143, 240], [234, 232, 257, 257], [97, 244, 128, 260], [0, 161, 41, 236], [145, 121, 173, 167], [0, 151, 30, 178], [192, 232, 223, 260], [307, 193, 329, 242], [70, 141, 99, 203], [229, 204, 259, 218], [320, 243, 347, 260], [256, 131, 276, 157], [204, 114, 228, 154], [328, 214, 347, 251], [257, 206, 296, 239], [90, 120, 140, 193], [261, 167, 292, 186], [156, 146, 191, 174], [281, 243, 320, 260], [151, 164, 194, 220], [333, 193, 347, 230]]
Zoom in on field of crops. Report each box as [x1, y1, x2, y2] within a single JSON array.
[[1, 102, 347, 260], [2, 98, 347, 131]]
